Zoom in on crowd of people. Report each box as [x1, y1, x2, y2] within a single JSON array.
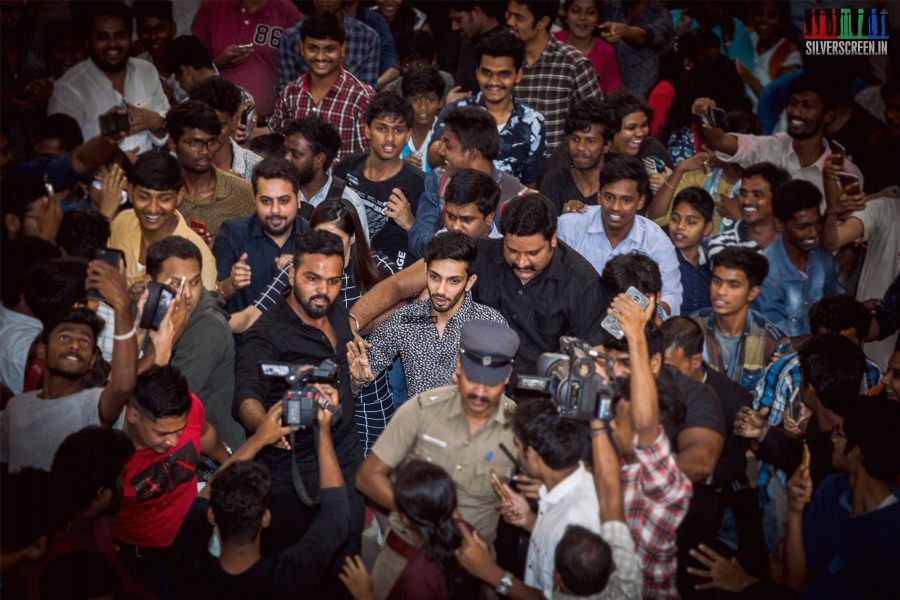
[[1, 0, 899, 599]]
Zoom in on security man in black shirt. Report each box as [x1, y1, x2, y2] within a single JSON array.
[[348, 193, 609, 373], [233, 229, 363, 568]]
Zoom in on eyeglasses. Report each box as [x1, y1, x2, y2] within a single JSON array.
[[184, 137, 223, 152]]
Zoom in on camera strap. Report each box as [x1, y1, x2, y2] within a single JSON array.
[[289, 428, 321, 506]]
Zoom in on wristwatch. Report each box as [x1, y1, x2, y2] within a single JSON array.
[[496, 571, 514, 595]]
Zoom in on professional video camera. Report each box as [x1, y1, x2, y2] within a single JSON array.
[[516, 337, 622, 422], [259, 359, 341, 428]]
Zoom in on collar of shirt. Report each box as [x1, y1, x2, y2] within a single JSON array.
[[539, 463, 591, 507], [301, 68, 348, 99], [472, 93, 527, 131], [584, 205, 646, 251], [300, 171, 334, 205], [442, 385, 514, 429], [528, 36, 564, 69], [227, 0, 275, 17], [703, 308, 752, 340], [183, 167, 227, 205]]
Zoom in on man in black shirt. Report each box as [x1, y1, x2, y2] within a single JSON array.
[[447, 2, 506, 94], [332, 93, 425, 269], [233, 229, 362, 562], [539, 100, 608, 215], [349, 193, 608, 373]]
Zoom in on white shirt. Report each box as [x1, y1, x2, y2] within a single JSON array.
[[0, 305, 42, 396], [525, 463, 601, 597], [48, 57, 170, 153]]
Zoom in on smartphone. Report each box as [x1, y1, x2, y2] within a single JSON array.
[[642, 156, 665, 176], [597, 25, 611, 34], [788, 387, 802, 423], [177, 276, 186, 297], [98, 112, 130, 137], [837, 172, 861, 194], [707, 107, 728, 130], [802, 442, 811, 477], [139, 281, 176, 331], [240, 105, 255, 138], [602, 286, 651, 340], [829, 139, 846, 156], [236, 43, 253, 51], [88, 248, 126, 300], [190, 219, 210, 241], [490, 468, 511, 502]]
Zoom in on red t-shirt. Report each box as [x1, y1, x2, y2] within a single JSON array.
[[554, 31, 622, 94], [111, 394, 205, 548]]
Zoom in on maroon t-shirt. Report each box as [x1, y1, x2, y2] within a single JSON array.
[[386, 547, 449, 600]]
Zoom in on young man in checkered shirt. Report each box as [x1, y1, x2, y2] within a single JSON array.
[[597, 292, 693, 599]]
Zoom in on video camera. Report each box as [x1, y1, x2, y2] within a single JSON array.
[[259, 359, 341, 428], [516, 337, 622, 423]]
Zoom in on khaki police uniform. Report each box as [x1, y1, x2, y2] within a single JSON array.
[[369, 384, 517, 599]]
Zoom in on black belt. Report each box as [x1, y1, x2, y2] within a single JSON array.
[[115, 538, 170, 559]]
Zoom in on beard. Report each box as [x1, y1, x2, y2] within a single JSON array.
[[429, 288, 466, 314], [294, 289, 333, 318], [262, 216, 293, 237], [90, 52, 128, 74], [296, 163, 317, 186], [47, 365, 88, 382]]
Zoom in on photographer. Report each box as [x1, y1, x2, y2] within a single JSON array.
[[232, 229, 364, 564]]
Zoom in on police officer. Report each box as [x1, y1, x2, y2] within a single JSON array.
[[356, 320, 520, 598]]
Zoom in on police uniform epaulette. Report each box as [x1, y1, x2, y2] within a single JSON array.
[[415, 386, 457, 410]]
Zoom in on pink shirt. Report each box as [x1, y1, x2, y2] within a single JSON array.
[[554, 30, 622, 93], [192, 0, 302, 115]]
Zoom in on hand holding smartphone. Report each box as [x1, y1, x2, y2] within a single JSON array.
[[837, 172, 861, 195], [601, 286, 650, 340], [490, 468, 511, 503], [88, 248, 125, 299]]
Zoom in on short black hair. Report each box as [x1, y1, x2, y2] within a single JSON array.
[[601, 91, 653, 136], [0, 174, 49, 221], [447, 1, 507, 20], [401, 65, 446, 98], [40, 550, 122, 600], [292, 228, 344, 268], [474, 29, 524, 72], [132, 0, 173, 23], [57, 209, 111, 260], [166, 99, 221, 141], [34, 113, 83, 152], [131, 149, 183, 192], [672, 186, 714, 223], [130, 365, 192, 420], [301, 11, 345, 44], [554, 525, 613, 595], [283, 117, 342, 171], [365, 92, 414, 128], [425, 231, 478, 274], [809, 295, 871, 342], [396, 30, 436, 64], [51, 427, 134, 520], [210, 460, 272, 544], [443, 106, 499, 161], [247, 133, 285, 159], [600, 251, 662, 299], [772, 179, 822, 224], [444, 169, 500, 217], [26, 258, 89, 324], [515, 1, 561, 31], [564, 98, 609, 142], [600, 155, 650, 199], [189, 76, 244, 116], [146, 235, 203, 279], [741, 162, 791, 197], [842, 396, 900, 484], [252, 157, 301, 194], [660, 316, 705, 358], [711, 246, 769, 288], [788, 71, 842, 111], [82, 1, 133, 37], [41, 306, 105, 345], [162, 35, 214, 73], [0, 237, 60, 307], [599, 321, 667, 362], [498, 193, 557, 240], [798, 334, 865, 416], [0, 469, 61, 552], [512, 397, 585, 470]]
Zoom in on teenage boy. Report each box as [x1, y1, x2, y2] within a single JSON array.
[[694, 73, 864, 196], [557, 155, 683, 316], [400, 66, 445, 173], [0, 264, 137, 472], [443, 169, 501, 239], [165, 100, 255, 240], [668, 187, 714, 316], [539, 100, 608, 215], [111, 365, 231, 597], [708, 162, 791, 256], [213, 158, 309, 314], [269, 12, 375, 161], [691, 246, 790, 391], [332, 92, 425, 269], [383, 30, 455, 102], [448, 1, 506, 94], [429, 30, 546, 186], [408, 106, 526, 259], [347, 232, 506, 397], [505, 0, 602, 155], [755, 180, 840, 338]]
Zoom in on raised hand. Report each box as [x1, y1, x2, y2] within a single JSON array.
[[338, 555, 375, 600], [346, 338, 375, 385], [687, 544, 758, 592], [384, 188, 415, 231], [787, 463, 813, 515], [608, 291, 654, 341], [230, 253, 252, 290], [733, 406, 770, 440], [215, 44, 253, 70]]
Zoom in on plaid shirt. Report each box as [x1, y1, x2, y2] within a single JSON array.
[[622, 430, 693, 600], [269, 69, 374, 161], [752, 352, 882, 500], [691, 308, 791, 392], [513, 37, 603, 156], [276, 15, 380, 95], [432, 92, 546, 184]]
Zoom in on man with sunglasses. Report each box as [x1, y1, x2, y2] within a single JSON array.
[[166, 100, 254, 241]]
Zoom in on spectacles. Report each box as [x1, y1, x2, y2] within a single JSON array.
[[184, 137, 223, 152]]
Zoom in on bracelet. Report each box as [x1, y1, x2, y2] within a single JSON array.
[[590, 426, 610, 437], [113, 325, 138, 341], [348, 312, 361, 334]]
